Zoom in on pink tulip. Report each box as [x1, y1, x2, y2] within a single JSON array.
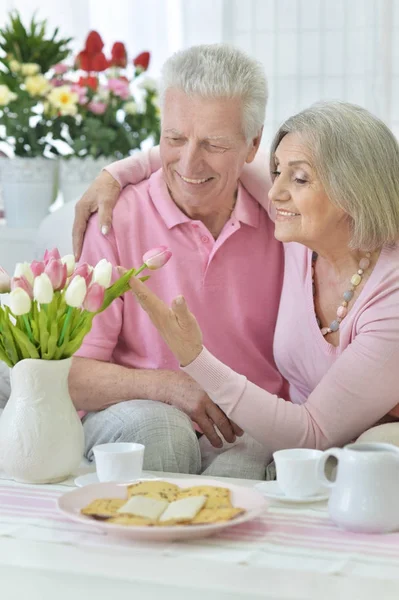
[[44, 258, 67, 291], [71, 263, 93, 286], [88, 101, 107, 115], [143, 246, 172, 270], [43, 248, 61, 265], [30, 260, 45, 277], [71, 84, 88, 105], [11, 275, 33, 299], [83, 282, 105, 312], [0, 267, 11, 293]]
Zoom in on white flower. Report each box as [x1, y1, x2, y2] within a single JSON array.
[[61, 254, 75, 277], [24, 74, 51, 97], [21, 63, 40, 76], [0, 84, 17, 107], [33, 273, 54, 304], [92, 259, 112, 288], [14, 262, 34, 286], [124, 100, 137, 115], [65, 275, 87, 308], [9, 288, 31, 316], [9, 59, 21, 73], [137, 76, 158, 92]]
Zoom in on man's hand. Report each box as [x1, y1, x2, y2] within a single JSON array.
[[72, 170, 121, 260], [170, 372, 244, 448]]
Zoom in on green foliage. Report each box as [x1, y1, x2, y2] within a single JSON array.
[[0, 11, 72, 76]]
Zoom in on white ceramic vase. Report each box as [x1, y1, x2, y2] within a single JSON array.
[[59, 156, 111, 204], [0, 358, 84, 484], [0, 157, 57, 228]]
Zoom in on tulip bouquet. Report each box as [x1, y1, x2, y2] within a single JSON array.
[[0, 246, 172, 367]]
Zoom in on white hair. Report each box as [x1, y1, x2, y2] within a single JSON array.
[[160, 44, 267, 141], [270, 101, 399, 250]]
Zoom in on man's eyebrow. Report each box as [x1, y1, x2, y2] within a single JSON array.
[[164, 128, 183, 135]]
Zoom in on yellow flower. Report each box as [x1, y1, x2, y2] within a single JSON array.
[[47, 85, 79, 116], [25, 74, 51, 97], [21, 63, 40, 76], [9, 59, 21, 73], [0, 84, 17, 106]]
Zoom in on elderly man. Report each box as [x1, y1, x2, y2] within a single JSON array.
[[69, 44, 285, 479]]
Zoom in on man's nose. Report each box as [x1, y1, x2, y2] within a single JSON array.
[[179, 142, 202, 175]]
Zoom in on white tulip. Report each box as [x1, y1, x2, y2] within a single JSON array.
[[14, 262, 34, 285], [9, 288, 31, 315], [33, 273, 54, 304], [61, 254, 76, 276], [92, 259, 112, 288], [65, 275, 87, 308]]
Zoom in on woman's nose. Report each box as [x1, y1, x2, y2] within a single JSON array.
[[268, 178, 291, 203]]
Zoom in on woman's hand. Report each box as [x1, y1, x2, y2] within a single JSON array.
[[72, 170, 121, 260], [120, 268, 203, 367]]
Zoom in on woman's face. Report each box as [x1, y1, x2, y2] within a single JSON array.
[[268, 133, 349, 248]]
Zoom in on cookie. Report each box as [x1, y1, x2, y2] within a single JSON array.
[[190, 507, 245, 525], [177, 485, 232, 509], [108, 514, 155, 526], [127, 481, 180, 501]]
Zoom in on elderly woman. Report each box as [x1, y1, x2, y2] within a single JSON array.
[[74, 101, 399, 451]]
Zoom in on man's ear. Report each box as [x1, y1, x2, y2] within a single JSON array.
[[246, 126, 263, 163]]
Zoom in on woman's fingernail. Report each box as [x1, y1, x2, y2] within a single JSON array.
[[101, 225, 109, 235], [175, 295, 184, 305]]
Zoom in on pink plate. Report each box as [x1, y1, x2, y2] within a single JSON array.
[[57, 477, 268, 542]]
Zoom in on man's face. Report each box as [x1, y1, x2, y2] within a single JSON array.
[[160, 88, 261, 220]]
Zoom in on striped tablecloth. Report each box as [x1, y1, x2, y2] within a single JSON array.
[[1, 477, 399, 579]]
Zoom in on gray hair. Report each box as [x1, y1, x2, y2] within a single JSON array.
[[160, 44, 267, 141], [270, 101, 399, 250]]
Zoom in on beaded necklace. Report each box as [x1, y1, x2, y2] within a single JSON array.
[[312, 250, 372, 336]]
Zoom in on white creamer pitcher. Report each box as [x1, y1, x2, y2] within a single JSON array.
[[317, 442, 399, 533]]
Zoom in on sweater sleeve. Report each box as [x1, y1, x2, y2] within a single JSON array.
[[182, 320, 399, 450], [104, 147, 161, 188]]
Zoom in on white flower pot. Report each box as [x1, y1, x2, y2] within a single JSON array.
[[0, 358, 84, 484], [0, 157, 57, 228], [59, 156, 111, 204]]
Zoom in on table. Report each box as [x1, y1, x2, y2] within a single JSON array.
[[1, 465, 399, 600]]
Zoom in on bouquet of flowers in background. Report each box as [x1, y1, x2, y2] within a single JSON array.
[[47, 30, 160, 159], [0, 11, 161, 159], [0, 12, 72, 157], [0, 246, 172, 367]]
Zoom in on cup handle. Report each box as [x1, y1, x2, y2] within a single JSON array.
[[317, 447, 342, 488]]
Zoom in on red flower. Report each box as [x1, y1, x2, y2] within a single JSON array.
[[110, 42, 127, 68], [85, 31, 104, 54], [78, 76, 99, 91], [76, 50, 91, 72], [91, 52, 108, 72], [133, 51, 150, 72]]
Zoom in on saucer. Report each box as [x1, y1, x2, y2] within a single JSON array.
[[254, 480, 329, 503], [74, 472, 156, 487]]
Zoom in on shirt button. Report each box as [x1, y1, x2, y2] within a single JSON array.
[[201, 236, 209, 243]]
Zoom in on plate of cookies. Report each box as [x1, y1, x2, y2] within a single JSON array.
[[58, 478, 267, 541]]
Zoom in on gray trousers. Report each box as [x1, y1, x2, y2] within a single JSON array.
[[83, 399, 272, 480]]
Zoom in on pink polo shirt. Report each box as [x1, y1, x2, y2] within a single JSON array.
[[76, 169, 286, 397]]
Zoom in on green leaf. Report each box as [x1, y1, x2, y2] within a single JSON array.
[[44, 320, 58, 360], [38, 308, 49, 357], [11, 327, 40, 359]]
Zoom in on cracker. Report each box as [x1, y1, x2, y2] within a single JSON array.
[[190, 507, 245, 525], [81, 498, 126, 518], [159, 496, 206, 524], [177, 485, 232, 509], [108, 514, 155, 526], [127, 481, 180, 501]]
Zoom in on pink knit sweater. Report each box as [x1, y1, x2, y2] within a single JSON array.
[[106, 150, 399, 450]]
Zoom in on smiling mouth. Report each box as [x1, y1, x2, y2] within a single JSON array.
[[276, 209, 300, 217], [177, 173, 213, 185]]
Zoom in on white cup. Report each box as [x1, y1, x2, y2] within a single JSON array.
[[273, 448, 325, 499], [93, 442, 145, 483]]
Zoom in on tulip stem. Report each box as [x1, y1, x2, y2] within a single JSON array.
[[22, 315, 33, 343], [58, 306, 73, 347], [134, 265, 146, 277]]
